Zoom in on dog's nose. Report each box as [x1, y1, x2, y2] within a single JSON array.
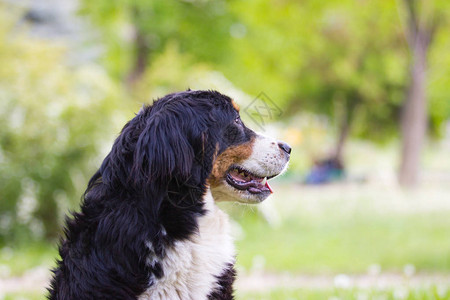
[[278, 141, 291, 155]]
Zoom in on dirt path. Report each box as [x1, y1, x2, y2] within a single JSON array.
[[1, 267, 449, 294]]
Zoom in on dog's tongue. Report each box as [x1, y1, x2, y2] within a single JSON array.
[[265, 181, 273, 193]]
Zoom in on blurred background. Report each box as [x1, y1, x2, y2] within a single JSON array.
[[0, 0, 449, 299]]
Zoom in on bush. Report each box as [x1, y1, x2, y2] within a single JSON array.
[[0, 7, 126, 244]]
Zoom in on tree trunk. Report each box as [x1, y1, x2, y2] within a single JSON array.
[[126, 27, 149, 86], [334, 111, 351, 162], [333, 96, 358, 162], [398, 30, 429, 187], [125, 6, 150, 87]]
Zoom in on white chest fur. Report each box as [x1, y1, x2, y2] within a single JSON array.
[[138, 189, 235, 300]]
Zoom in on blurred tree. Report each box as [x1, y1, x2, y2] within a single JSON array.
[[80, 0, 235, 87], [398, 0, 448, 187], [80, 0, 450, 184], [226, 0, 450, 181], [227, 0, 406, 162], [0, 6, 126, 243], [293, 1, 407, 162]]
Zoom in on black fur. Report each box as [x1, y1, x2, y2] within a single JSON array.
[[48, 90, 254, 300], [207, 264, 237, 300]]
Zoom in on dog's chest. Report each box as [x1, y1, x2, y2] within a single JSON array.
[[138, 192, 235, 300]]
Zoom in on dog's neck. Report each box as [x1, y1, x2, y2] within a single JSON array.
[[139, 189, 235, 300]]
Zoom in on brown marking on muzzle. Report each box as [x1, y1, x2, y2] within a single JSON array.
[[208, 137, 255, 187]]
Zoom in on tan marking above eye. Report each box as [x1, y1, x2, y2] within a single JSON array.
[[231, 99, 240, 112], [208, 137, 255, 187]]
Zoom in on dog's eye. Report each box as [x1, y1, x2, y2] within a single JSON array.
[[235, 117, 242, 125]]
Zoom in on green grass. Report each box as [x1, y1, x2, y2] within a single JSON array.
[[234, 210, 450, 274], [1, 184, 449, 299], [0, 243, 57, 276], [2, 185, 450, 277], [4, 287, 448, 300], [227, 184, 450, 274], [237, 286, 450, 300], [1, 292, 43, 300]]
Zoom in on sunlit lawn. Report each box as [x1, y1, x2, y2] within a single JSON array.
[[237, 286, 450, 300], [3, 184, 449, 276], [3, 287, 450, 300], [0, 243, 57, 276], [1, 182, 449, 299], [2, 292, 42, 300], [231, 183, 450, 274]]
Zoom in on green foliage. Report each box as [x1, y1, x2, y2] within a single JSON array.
[[80, 0, 236, 80], [1, 0, 449, 249], [80, 0, 450, 144], [225, 0, 450, 142], [0, 7, 127, 243], [224, 1, 403, 143], [428, 22, 450, 137]]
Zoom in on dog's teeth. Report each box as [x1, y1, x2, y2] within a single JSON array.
[[261, 177, 267, 185]]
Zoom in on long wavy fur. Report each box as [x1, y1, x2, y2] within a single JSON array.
[[48, 90, 237, 300]]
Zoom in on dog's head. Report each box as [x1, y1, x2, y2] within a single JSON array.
[[99, 90, 290, 206], [208, 130, 290, 204]]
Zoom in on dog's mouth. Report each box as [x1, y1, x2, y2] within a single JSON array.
[[226, 166, 277, 195]]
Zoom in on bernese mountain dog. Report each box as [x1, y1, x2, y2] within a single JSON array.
[[48, 90, 291, 300]]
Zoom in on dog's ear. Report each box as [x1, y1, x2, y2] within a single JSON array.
[[131, 112, 194, 188]]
